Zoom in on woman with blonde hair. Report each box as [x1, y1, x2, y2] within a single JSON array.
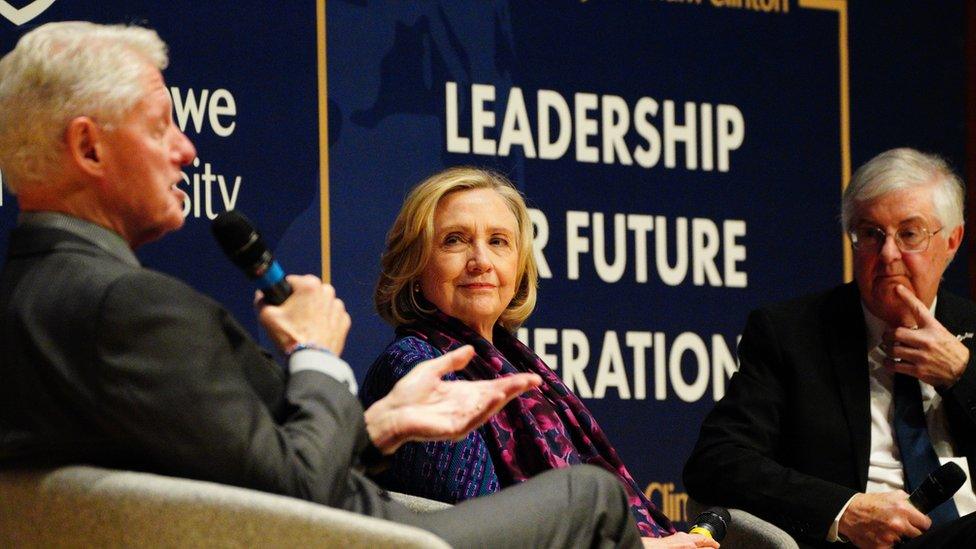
[[362, 167, 708, 545]]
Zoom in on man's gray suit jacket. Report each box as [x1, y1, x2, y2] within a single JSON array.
[[0, 222, 390, 516]]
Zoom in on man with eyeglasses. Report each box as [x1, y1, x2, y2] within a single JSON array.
[[685, 148, 976, 548]]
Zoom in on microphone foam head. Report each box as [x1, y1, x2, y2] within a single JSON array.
[[693, 507, 731, 542], [211, 210, 268, 273], [912, 462, 967, 514], [930, 462, 966, 495]]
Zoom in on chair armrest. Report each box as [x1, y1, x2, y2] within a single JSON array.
[[0, 466, 451, 549], [389, 490, 453, 513], [686, 497, 799, 549]]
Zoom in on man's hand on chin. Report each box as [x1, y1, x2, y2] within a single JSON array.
[[838, 491, 930, 548], [881, 284, 969, 389]]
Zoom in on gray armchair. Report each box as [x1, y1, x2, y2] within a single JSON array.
[[0, 466, 451, 548], [686, 498, 799, 549]]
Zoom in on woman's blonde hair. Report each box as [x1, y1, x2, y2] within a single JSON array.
[[375, 166, 538, 331]]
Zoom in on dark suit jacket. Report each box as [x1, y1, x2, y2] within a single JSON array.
[[0, 223, 391, 516], [684, 282, 976, 546]]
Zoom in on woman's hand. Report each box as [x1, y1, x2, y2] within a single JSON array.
[[642, 533, 720, 548]]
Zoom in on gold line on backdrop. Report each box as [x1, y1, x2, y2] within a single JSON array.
[[317, 0, 330, 282], [799, 0, 852, 281], [315, 1, 853, 282]]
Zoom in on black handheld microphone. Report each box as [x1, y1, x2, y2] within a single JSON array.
[[908, 462, 966, 514], [689, 507, 731, 542], [211, 211, 292, 305]]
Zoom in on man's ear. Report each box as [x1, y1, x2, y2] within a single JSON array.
[[65, 116, 104, 177], [946, 223, 964, 263]]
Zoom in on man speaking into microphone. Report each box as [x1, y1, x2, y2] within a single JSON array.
[[685, 148, 976, 547], [0, 21, 647, 548]]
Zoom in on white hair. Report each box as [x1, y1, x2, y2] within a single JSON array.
[[841, 147, 965, 233], [0, 21, 168, 193]]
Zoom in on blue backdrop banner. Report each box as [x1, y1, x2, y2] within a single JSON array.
[[0, 0, 967, 526]]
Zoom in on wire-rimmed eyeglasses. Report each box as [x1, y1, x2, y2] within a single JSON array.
[[848, 224, 943, 254]]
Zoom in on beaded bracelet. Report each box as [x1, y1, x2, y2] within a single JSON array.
[[285, 342, 334, 357]]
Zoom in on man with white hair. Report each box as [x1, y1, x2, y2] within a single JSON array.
[[685, 148, 976, 548], [0, 21, 647, 548]]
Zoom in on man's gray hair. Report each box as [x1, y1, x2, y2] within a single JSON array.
[[0, 21, 168, 194], [841, 147, 965, 233]]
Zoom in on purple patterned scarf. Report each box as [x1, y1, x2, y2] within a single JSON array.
[[399, 311, 676, 537]]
